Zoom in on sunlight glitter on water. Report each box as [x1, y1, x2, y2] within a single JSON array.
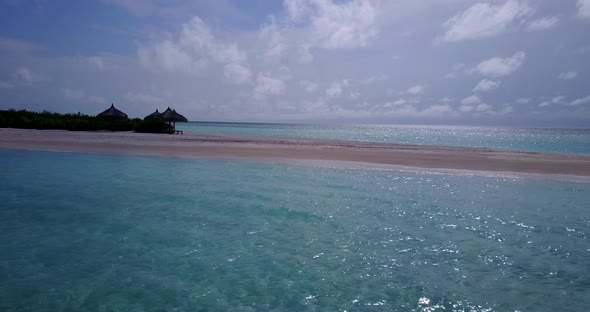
[[0, 149, 589, 311], [177, 123, 590, 155]]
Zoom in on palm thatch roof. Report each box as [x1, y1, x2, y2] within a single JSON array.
[[144, 109, 162, 121], [97, 104, 128, 119], [161, 107, 188, 122]]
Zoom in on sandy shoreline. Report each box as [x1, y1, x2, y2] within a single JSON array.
[[1, 128, 589, 179]]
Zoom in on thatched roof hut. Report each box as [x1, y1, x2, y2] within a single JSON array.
[[159, 107, 188, 133], [144, 109, 162, 121], [161, 107, 188, 123], [97, 104, 128, 119]]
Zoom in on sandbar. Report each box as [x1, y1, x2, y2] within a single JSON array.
[[1, 128, 589, 179]]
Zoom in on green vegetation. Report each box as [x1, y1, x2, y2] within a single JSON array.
[[0, 109, 172, 133], [133, 118, 173, 133]]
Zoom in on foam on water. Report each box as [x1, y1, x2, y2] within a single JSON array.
[[1, 149, 589, 311]]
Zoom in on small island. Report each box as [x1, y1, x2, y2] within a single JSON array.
[[0, 103, 187, 134], [1, 105, 589, 180]]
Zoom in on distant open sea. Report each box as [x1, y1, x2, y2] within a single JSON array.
[[178, 122, 590, 156], [1, 148, 589, 311]]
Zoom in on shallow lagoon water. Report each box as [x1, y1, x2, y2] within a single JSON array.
[[177, 123, 590, 156], [1, 149, 589, 311]]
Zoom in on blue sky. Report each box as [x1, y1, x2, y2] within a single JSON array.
[[1, 0, 589, 127]]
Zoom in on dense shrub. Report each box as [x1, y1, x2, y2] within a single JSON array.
[[134, 119, 172, 133], [0, 109, 171, 133]]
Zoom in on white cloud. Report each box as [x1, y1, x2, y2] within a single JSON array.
[[326, 79, 349, 98], [499, 105, 513, 114], [569, 95, 590, 106], [224, 63, 252, 85], [269, 0, 380, 65], [254, 73, 286, 99], [456, 96, 502, 115], [552, 96, 566, 104], [287, 0, 379, 49], [138, 40, 206, 73], [138, 16, 248, 76], [276, 66, 292, 81], [557, 71, 578, 80], [440, 0, 532, 42], [459, 105, 474, 112], [526, 16, 559, 31], [12, 67, 34, 86], [136, 2, 379, 86], [475, 103, 492, 112], [393, 99, 407, 105], [473, 79, 501, 92], [578, 0, 590, 19], [471, 51, 526, 77], [297, 44, 313, 64], [444, 63, 465, 79], [423, 104, 452, 115], [298, 80, 318, 93], [382, 101, 395, 108], [211, 43, 247, 65], [536, 96, 566, 107], [314, 0, 378, 49], [259, 18, 286, 63], [8, 2, 588, 124], [285, 0, 311, 20], [0, 68, 37, 89], [461, 95, 482, 105], [406, 84, 424, 95], [459, 101, 494, 114], [380, 103, 453, 118], [360, 74, 389, 85], [179, 17, 214, 50], [538, 101, 551, 107]]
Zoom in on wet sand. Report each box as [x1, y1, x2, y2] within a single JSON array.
[[1, 128, 589, 178]]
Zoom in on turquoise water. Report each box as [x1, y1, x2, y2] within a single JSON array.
[[177, 122, 590, 156], [1, 149, 589, 311]]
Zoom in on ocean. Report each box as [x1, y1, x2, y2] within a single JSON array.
[[1, 148, 589, 311], [177, 123, 590, 156]]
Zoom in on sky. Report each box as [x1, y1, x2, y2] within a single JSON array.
[[0, 0, 589, 127]]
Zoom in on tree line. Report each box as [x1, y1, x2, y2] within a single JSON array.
[[0, 109, 173, 133]]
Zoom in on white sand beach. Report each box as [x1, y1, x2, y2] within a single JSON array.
[[1, 128, 589, 178]]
